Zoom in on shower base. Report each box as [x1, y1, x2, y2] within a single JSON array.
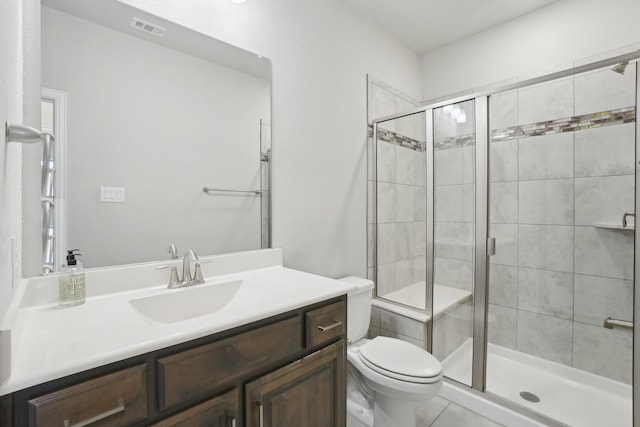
[[443, 339, 631, 427]]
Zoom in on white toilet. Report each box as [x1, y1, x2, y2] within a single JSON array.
[[340, 277, 443, 427]]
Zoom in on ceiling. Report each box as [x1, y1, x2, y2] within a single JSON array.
[[341, 0, 561, 54]]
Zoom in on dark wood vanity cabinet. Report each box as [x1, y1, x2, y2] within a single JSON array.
[[1, 295, 346, 427], [151, 389, 240, 427], [245, 341, 345, 427]]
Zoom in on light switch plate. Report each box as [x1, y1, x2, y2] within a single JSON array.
[[100, 186, 125, 203]]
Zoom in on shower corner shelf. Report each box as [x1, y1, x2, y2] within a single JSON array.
[[595, 223, 635, 231]]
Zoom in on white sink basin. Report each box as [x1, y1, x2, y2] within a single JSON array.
[[130, 280, 277, 323]]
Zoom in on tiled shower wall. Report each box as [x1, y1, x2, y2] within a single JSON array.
[[488, 65, 637, 384]]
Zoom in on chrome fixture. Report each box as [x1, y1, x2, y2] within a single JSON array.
[[603, 316, 634, 330], [5, 121, 54, 144], [7, 122, 58, 273], [191, 258, 210, 285], [183, 249, 211, 286], [611, 61, 629, 75], [168, 243, 179, 260], [203, 187, 261, 195], [623, 211, 635, 228], [156, 264, 181, 288], [156, 249, 211, 288], [181, 249, 198, 286]]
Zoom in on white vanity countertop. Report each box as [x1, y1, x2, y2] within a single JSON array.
[[0, 249, 356, 395]]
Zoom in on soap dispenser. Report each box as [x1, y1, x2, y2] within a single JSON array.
[[59, 249, 86, 307]]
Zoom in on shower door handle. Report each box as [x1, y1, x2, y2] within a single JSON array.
[[603, 316, 633, 330], [487, 237, 496, 256]]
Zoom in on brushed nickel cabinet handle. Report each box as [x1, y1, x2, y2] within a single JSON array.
[[317, 320, 343, 332], [258, 402, 264, 427], [64, 399, 125, 427]]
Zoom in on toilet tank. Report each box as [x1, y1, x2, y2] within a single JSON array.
[[338, 277, 374, 343]]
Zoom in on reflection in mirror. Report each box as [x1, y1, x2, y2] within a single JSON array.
[[38, 0, 271, 270]]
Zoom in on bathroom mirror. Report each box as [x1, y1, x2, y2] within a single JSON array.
[[35, 0, 272, 270]]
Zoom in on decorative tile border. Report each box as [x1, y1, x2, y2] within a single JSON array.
[[434, 134, 476, 151], [492, 106, 636, 142], [368, 124, 425, 152], [370, 106, 636, 151]]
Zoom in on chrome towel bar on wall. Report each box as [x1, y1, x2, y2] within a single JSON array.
[[202, 187, 262, 195], [7, 122, 58, 274]]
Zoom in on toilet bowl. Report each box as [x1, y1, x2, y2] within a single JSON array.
[[340, 277, 443, 427]]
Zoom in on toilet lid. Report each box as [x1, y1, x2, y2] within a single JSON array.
[[359, 336, 442, 382]]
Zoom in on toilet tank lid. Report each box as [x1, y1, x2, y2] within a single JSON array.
[[338, 277, 374, 293]]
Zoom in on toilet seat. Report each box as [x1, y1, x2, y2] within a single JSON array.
[[358, 336, 442, 384]]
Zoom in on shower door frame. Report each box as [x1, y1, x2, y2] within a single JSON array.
[[371, 48, 640, 427], [634, 57, 639, 427]]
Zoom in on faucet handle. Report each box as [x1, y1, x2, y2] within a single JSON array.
[[192, 259, 212, 285], [156, 264, 181, 288]]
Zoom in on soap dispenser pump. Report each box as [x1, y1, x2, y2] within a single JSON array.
[[59, 249, 86, 307]]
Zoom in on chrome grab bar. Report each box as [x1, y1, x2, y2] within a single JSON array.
[[603, 316, 633, 330]]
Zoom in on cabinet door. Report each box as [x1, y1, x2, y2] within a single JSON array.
[[152, 389, 239, 427], [245, 340, 345, 427]]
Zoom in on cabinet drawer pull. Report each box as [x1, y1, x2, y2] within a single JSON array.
[[64, 399, 125, 427], [230, 416, 237, 427], [317, 320, 342, 332]]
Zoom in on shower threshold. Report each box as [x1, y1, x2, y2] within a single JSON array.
[[442, 339, 631, 427]]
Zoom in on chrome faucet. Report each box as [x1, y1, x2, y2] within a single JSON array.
[[181, 249, 198, 285], [157, 249, 211, 288]]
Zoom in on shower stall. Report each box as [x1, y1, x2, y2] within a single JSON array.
[[368, 50, 639, 426]]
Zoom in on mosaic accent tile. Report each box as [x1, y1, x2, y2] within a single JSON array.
[[492, 106, 636, 142], [370, 106, 636, 153], [368, 124, 425, 152], [434, 134, 476, 151]]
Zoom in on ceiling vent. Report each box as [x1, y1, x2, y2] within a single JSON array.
[[130, 17, 166, 37]]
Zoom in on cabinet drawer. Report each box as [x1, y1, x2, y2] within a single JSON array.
[[306, 300, 346, 348], [158, 315, 302, 410], [152, 388, 239, 427], [27, 364, 147, 427]]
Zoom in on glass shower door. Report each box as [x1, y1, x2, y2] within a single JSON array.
[[431, 100, 477, 386], [485, 64, 637, 426]]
